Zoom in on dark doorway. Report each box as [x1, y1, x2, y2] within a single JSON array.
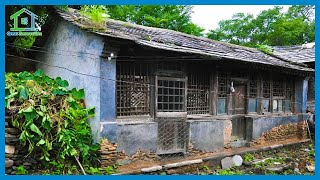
[[232, 83, 247, 114]]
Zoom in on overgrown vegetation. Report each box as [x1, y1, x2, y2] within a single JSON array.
[[16, 165, 28, 175], [79, 5, 110, 28], [5, 70, 116, 174]]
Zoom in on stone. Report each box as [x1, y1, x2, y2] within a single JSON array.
[[232, 155, 243, 166], [266, 167, 284, 173], [5, 145, 15, 154], [221, 157, 233, 169], [164, 159, 202, 169], [252, 158, 272, 164], [141, 166, 162, 173], [6, 128, 21, 135], [23, 162, 32, 166], [303, 148, 310, 152], [306, 165, 314, 172], [116, 159, 132, 165], [5, 169, 12, 174], [5, 154, 14, 158], [6, 159, 14, 168], [294, 168, 300, 174]]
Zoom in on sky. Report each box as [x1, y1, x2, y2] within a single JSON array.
[[191, 5, 290, 33]]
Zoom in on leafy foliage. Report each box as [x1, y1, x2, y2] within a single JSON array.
[[243, 153, 254, 162], [79, 5, 110, 27], [5, 70, 101, 174], [105, 5, 205, 36], [215, 168, 244, 175], [207, 5, 315, 47], [16, 165, 28, 175]]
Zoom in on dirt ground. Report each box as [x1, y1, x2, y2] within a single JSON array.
[[116, 138, 313, 175]]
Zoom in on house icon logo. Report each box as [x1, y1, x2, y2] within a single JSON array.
[[7, 8, 42, 36]]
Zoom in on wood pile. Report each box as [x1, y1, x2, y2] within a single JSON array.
[[252, 122, 307, 145], [99, 139, 125, 167], [5, 116, 40, 175]]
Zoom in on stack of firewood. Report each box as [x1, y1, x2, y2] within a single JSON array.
[[99, 139, 125, 167]]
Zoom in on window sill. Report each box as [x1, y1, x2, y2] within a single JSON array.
[[116, 115, 154, 124]]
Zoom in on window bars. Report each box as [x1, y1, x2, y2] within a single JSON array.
[[218, 72, 228, 114], [187, 71, 210, 115], [116, 62, 151, 116], [273, 79, 285, 112], [248, 78, 258, 113], [157, 78, 186, 112], [262, 79, 271, 112]]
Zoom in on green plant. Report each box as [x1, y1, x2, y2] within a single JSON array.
[[215, 168, 244, 175], [79, 5, 109, 27], [309, 144, 315, 157], [243, 153, 254, 162], [5, 70, 100, 174], [16, 165, 28, 175], [256, 44, 273, 54]]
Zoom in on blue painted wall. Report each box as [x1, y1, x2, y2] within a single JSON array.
[[295, 78, 308, 113], [36, 20, 106, 142], [100, 57, 116, 122]]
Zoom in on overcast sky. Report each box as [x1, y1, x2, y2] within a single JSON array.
[[191, 5, 290, 32]]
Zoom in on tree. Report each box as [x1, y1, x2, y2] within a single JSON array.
[[207, 5, 315, 47], [105, 5, 205, 36]]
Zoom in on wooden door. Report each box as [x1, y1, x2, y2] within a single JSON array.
[[233, 84, 246, 114]]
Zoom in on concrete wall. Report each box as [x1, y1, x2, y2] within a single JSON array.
[[249, 114, 308, 140], [100, 54, 118, 142], [295, 78, 308, 113], [116, 122, 158, 155], [188, 120, 225, 152], [36, 20, 105, 142]]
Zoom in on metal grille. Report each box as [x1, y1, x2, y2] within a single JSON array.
[[262, 79, 271, 112], [218, 72, 228, 97], [157, 78, 185, 112], [116, 62, 151, 116], [187, 72, 210, 115], [286, 80, 293, 99], [157, 119, 188, 155], [285, 79, 293, 112], [249, 79, 257, 98], [262, 80, 271, 98], [273, 80, 284, 97]]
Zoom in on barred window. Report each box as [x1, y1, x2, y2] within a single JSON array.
[[157, 78, 186, 112], [285, 79, 294, 112], [273, 80, 284, 112], [116, 62, 151, 116], [187, 71, 210, 115], [218, 72, 228, 114], [248, 78, 258, 113], [262, 79, 271, 112]]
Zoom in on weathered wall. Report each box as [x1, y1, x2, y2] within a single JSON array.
[[188, 120, 225, 152], [100, 55, 117, 142], [117, 122, 158, 155], [36, 20, 106, 142], [249, 114, 308, 140], [295, 78, 308, 113], [223, 120, 232, 148]]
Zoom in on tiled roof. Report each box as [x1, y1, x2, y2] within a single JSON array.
[[56, 8, 314, 72]]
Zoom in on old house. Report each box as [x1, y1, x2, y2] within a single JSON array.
[[34, 8, 314, 155], [270, 44, 315, 114]]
